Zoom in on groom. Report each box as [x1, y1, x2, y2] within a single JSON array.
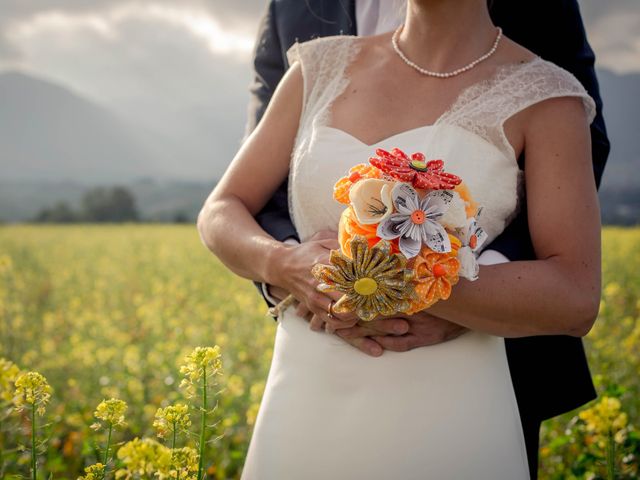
[[243, 1, 610, 478]]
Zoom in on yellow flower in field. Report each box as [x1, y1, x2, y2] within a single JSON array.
[[115, 437, 172, 479], [171, 446, 199, 474], [13, 371, 52, 416], [153, 403, 191, 439], [179, 346, 222, 397], [77, 462, 106, 480], [91, 398, 128, 430], [0, 358, 21, 403], [578, 396, 629, 446]]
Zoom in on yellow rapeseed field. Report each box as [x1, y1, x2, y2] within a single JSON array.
[[0, 225, 638, 479]]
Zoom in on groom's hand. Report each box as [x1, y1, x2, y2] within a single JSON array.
[[335, 311, 468, 354]]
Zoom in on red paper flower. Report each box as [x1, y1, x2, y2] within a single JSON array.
[[369, 147, 462, 190]]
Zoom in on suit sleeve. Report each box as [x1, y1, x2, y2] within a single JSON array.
[[487, 0, 610, 261], [243, 1, 298, 310]]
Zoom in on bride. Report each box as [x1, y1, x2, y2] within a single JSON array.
[[197, 0, 601, 477]]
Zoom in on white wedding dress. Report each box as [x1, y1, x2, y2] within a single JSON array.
[[241, 35, 596, 479]]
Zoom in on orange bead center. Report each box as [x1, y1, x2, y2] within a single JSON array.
[[469, 234, 478, 249], [432, 264, 447, 278], [348, 172, 362, 183], [411, 210, 425, 224]]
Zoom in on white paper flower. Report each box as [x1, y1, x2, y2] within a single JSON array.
[[349, 178, 395, 225], [439, 191, 468, 230], [457, 213, 488, 280], [377, 183, 453, 258]]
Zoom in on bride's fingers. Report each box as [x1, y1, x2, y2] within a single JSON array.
[[335, 333, 383, 357], [309, 314, 325, 332], [336, 318, 409, 339]]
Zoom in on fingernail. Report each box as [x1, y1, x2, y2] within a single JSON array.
[[370, 345, 383, 356], [395, 323, 407, 334]]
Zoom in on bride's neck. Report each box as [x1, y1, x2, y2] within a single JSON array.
[[399, 0, 497, 72]]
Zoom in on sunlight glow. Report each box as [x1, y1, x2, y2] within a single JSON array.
[[7, 3, 255, 58]]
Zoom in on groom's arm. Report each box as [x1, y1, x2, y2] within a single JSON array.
[[244, 1, 300, 307], [488, 0, 610, 261]]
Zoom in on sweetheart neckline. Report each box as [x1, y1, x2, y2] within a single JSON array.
[[317, 123, 435, 148]]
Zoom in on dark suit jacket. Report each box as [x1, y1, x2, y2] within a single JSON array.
[[244, 0, 610, 421]]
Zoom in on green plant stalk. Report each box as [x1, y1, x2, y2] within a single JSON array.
[[170, 421, 177, 472], [31, 405, 36, 480], [606, 428, 615, 480], [197, 365, 208, 480], [102, 422, 113, 479]]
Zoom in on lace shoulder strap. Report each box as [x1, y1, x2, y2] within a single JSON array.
[[286, 35, 361, 133], [439, 57, 597, 160]]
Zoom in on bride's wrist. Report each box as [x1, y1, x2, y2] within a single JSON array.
[[263, 241, 294, 288]]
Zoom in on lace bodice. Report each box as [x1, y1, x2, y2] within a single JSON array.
[[285, 35, 597, 245]]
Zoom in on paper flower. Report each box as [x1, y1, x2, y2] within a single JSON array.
[[454, 182, 479, 218], [377, 183, 453, 258], [369, 148, 462, 190], [333, 163, 382, 204], [312, 235, 415, 321], [406, 247, 461, 313], [457, 213, 488, 280], [339, 207, 399, 256], [349, 178, 395, 225], [439, 191, 468, 230]]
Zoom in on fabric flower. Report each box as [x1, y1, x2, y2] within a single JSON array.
[[312, 235, 415, 321], [333, 163, 382, 204], [457, 213, 488, 281], [377, 183, 453, 258], [454, 182, 479, 217], [369, 147, 462, 190], [349, 178, 395, 225], [405, 247, 461, 313], [338, 207, 399, 256]]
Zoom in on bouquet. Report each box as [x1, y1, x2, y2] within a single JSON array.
[[269, 148, 487, 321], [310, 147, 487, 321]]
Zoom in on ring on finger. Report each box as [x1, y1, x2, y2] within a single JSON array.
[[326, 300, 336, 320]]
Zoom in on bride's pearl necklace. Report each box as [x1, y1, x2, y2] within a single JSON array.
[[391, 25, 503, 78]]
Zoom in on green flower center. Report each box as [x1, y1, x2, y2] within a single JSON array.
[[410, 159, 428, 171]]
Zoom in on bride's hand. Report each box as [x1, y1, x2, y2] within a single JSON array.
[[270, 230, 347, 328]]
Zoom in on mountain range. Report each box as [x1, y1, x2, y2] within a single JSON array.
[[0, 68, 638, 224]]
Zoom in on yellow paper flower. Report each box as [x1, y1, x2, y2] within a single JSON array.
[[13, 371, 52, 416], [406, 245, 461, 313], [312, 235, 416, 321]]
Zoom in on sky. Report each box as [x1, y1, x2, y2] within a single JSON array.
[[0, 0, 638, 180]]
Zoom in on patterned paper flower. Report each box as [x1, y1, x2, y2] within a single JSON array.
[[406, 246, 461, 313], [369, 147, 462, 190], [338, 207, 400, 256], [311, 235, 415, 321], [349, 178, 395, 224], [457, 213, 488, 281], [377, 183, 453, 258], [333, 163, 382, 204]]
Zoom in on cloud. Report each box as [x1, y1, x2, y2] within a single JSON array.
[[579, 0, 640, 74]]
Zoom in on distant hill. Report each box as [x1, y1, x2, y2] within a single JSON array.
[[0, 68, 638, 224], [0, 71, 170, 183]]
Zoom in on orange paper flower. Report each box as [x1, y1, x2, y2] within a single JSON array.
[[339, 207, 399, 257], [333, 163, 382, 204], [405, 244, 461, 313], [454, 182, 479, 218]]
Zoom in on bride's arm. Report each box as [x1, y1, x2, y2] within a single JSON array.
[[197, 62, 338, 318], [428, 96, 601, 338]]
